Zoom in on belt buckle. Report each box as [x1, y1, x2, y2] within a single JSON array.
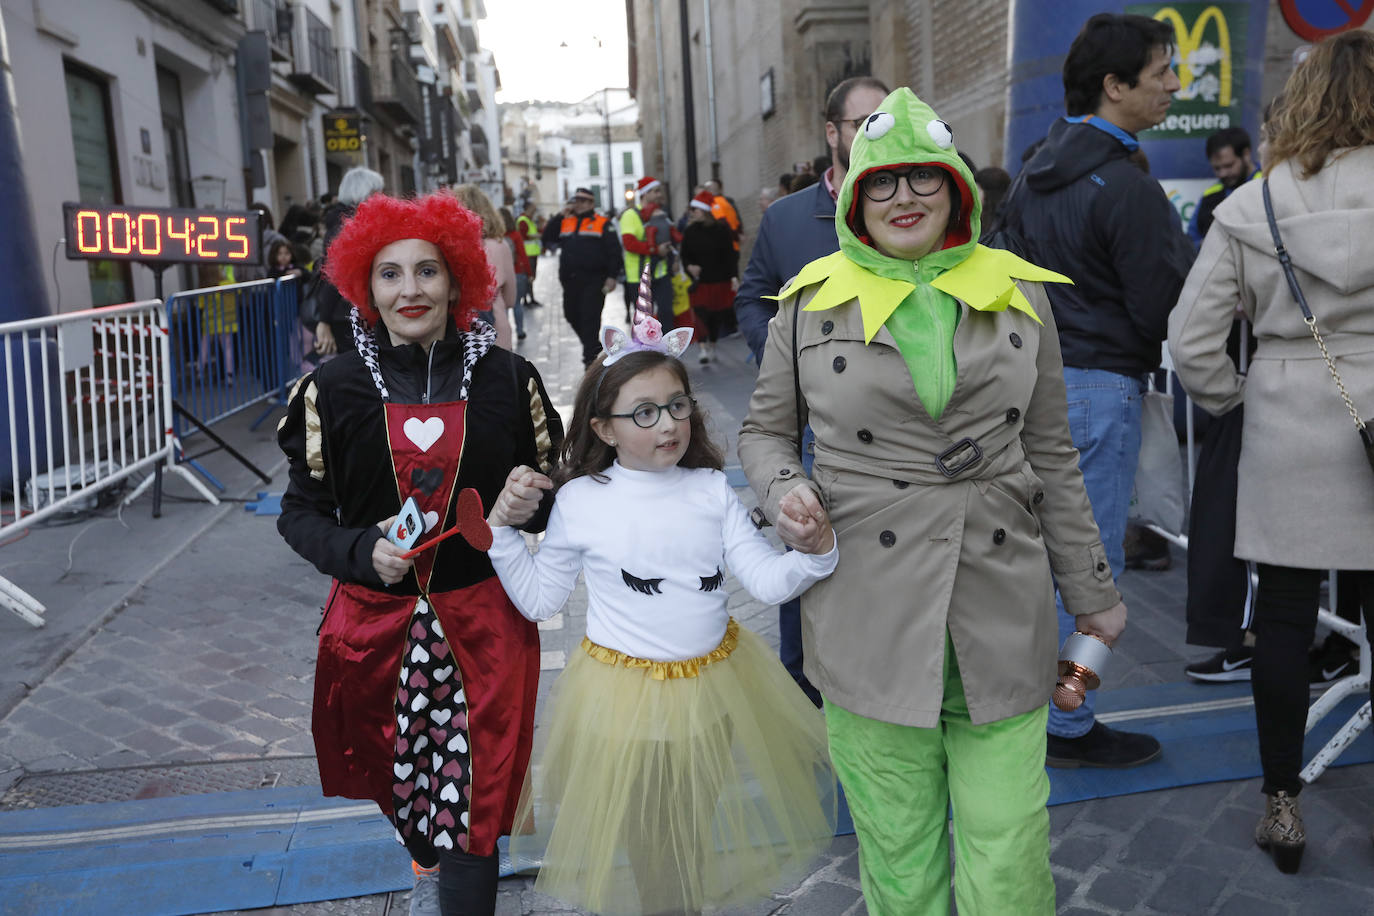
[[935, 437, 983, 478]]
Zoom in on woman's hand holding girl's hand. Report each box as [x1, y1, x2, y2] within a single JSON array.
[[776, 485, 836, 555], [488, 465, 553, 528], [1075, 600, 1128, 647], [372, 516, 414, 585]]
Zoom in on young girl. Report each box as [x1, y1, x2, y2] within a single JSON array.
[[486, 298, 840, 916]]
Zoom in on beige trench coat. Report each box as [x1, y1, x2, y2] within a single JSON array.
[[1168, 150, 1374, 571], [738, 279, 1120, 728]]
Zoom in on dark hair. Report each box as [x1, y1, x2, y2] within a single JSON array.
[[811, 154, 831, 177], [1205, 127, 1252, 159], [250, 201, 276, 230], [789, 172, 819, 193], [778, 172, 795, 193], [823, 76, 891, 123], [958, 151, 978, 173], [267, 238, 293, 263], [555, 351, 724, 487], [974, 166, 1011, 222], [1063, 13, 1176, 116]]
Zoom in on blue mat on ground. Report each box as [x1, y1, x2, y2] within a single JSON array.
[[243, 491, 282, 515], [3, 681, 1369, 914]]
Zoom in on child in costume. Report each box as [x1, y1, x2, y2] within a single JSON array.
[[485, 274, 840, 915]]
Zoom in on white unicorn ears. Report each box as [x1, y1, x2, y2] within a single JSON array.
[[599, 324, 694, 365]]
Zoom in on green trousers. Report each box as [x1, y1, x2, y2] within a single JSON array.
[[825, 639, 1053, 916]]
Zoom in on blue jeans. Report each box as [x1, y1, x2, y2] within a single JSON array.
[[1048, 368, 1143, 738]]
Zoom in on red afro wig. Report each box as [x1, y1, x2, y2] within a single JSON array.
[[323, 192, 496, 328]]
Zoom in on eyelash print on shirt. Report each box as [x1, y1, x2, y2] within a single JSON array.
[[621, 569, 665, 595], [699, 568, 725, 592]]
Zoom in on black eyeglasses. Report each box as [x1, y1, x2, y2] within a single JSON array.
[[836, 115, 869, 131], [860, 166, 947, 202], [607, 395, 695, 428]]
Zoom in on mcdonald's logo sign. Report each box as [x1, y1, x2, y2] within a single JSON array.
[[1128, 2, 1249, 139], [1154, 5, 1232, 106]]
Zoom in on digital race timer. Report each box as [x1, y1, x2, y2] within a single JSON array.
[[62, 203, 263, 265]]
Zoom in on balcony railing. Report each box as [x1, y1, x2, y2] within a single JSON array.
[[288, 7, 337, 95], [375, 53, 423, 126], [252, 0, 290, 61]]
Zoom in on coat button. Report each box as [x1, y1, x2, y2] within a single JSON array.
[[1006, 407, 1021, 424], [779, 467, 793, 478], [833, 356, 847, 373], [821, 320, 834, 334], [1009, 332, 1023, 348], [993, 528, 1006, 545], [1096, 561, 1108, 572], [857, 429, 873, 444], [879, 530, 896, 547], [1033, 491, 1044, 505], [893, 479, 909, 489]]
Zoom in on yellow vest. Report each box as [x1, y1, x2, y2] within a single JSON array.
[[618, 207, 668, 282], [516, 213, 541, 256]]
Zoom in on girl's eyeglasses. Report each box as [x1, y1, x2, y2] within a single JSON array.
[[860, 166, 946, 202], [607, 395, 695, 428]]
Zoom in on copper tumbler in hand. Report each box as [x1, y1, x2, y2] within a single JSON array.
[[1053, 632, 1113, 712]]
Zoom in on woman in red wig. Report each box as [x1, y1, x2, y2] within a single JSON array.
[[276, 192, 563, 914]]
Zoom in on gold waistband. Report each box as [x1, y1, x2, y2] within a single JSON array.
[[581, 618, 740, 680]]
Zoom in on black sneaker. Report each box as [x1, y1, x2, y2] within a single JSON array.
[[1309, 642, 1357, 686], [1046, 721, 1163, 769], [1185, 646, 1254, 683]]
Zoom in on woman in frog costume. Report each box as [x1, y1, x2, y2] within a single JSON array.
[[739, 88, 1129, 915]]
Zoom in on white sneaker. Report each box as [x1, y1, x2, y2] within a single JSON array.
[[410, 868, 441, 916]]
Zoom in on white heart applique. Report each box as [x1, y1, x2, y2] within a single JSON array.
[[403, 417, 445, 452], [416, 773, 430, 790], [432, 708, 452, 725], [411, 644, 430, 664], [411, 694, 429, 712], [423, 511, 440, 531], [447, 732, 467, 753], [433, 665, 454, 683], [413, 735, 430, 754], [434, 830, 453, 849], [394, 762, 413, 779], [440, 783, 461, 803]]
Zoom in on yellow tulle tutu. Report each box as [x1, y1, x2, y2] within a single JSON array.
[[511, 620, 838, 915]]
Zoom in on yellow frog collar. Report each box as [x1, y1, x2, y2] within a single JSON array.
[[770, 246, 1072, 343]]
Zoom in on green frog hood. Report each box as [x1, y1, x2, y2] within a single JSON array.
[[774, 88, 1070, 344], [837, 87, 980, 277]]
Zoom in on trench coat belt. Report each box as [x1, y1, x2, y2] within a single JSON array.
[[812, 420, 1024, 487], [1254, 333, 1374, 360]]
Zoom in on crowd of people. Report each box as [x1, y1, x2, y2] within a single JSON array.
[[271, 14, 1374, 916]]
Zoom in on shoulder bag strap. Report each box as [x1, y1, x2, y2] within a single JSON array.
[[1261, 178, 1374, 465], [791, 298, 804, 462]]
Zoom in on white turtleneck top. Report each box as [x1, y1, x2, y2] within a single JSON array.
[[487, 462, 838, 661]]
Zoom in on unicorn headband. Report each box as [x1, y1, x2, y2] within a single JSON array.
[[599, 265, 693, 365]]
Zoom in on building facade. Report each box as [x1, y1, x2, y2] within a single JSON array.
[[3, 0, 502, 310], [628, 0, 1337, 263]]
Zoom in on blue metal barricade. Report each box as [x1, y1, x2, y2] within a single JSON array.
[[164, 275, 301, 489]]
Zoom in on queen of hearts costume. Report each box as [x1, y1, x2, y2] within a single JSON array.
[[276, 193, 562, 869]]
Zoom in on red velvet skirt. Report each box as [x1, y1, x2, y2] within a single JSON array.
[[689, 281, 734, 310], [312, 576, 539, 858]]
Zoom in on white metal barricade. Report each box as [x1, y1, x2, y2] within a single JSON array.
[[0, 300, 217, 627], [1145, 328, 1368, 783]]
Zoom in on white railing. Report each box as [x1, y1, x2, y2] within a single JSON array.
[[0, 300, 217, 628], [1145, 325, 1368, 782]]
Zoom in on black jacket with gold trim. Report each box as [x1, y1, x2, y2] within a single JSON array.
[[277, 322, 562, 593]]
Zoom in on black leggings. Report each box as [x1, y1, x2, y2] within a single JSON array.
[[1252, 564, 1374, 795], [436, 848, 500, 916]]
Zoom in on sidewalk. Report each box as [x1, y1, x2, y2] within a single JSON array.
[[1, 263, 1371, 915]]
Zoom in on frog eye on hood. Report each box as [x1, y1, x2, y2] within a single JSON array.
[[926, 119, 954, 149], [862, 111, 896, 141]]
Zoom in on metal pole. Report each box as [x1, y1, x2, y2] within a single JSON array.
[[604, 87, 614, 211], [702, 0, 719, 180], [677, 0, 698, 192], [0, 6, 52, 322]]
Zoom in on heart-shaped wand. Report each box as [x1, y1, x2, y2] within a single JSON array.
[[399, 488, 493, 559]]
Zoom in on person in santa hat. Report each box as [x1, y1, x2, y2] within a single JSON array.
[[619, 176, 678, 327]]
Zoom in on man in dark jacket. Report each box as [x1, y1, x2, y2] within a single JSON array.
[[542, 187, 622, 366], [734, 75, 889, 706], [1186, 127, 1259, 247], [996, 13, 1193, 768]]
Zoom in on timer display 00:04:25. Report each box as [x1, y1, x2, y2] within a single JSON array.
[[62, 203, 263, 265]]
